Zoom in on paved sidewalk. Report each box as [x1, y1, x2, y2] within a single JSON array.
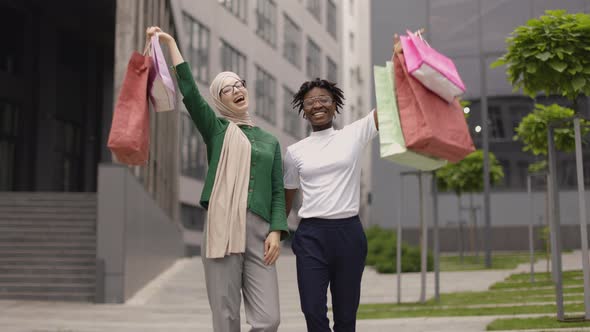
[[0, 250, 584, 332]]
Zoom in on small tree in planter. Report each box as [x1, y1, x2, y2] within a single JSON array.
[[436, 150, 504, 263], [491, 10, 590, 109], [491, 9, 590, 320]]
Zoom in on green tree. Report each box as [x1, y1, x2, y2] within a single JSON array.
[[514, 103, 590, 160], [436, 150, 504, 195], [490, 10, 590, 102]]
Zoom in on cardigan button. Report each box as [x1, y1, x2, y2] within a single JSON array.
[[249, 188, 254, 193]]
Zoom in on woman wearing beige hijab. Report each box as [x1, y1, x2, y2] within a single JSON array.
[[146, 27, 288, 332]]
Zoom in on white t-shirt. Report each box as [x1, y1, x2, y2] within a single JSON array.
[[283, 110, 378, 219]]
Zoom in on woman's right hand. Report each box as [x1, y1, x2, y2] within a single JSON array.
[[146, 26, 174, 45]]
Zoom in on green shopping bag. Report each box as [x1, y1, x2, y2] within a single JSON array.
[[374, 62, 447, 171]]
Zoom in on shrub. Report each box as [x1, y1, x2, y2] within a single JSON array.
[[365, 225, 433, 273]]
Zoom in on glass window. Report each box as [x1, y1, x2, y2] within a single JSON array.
[[306, 38, 321, 79], [256, 0, 277, 47], [326, 56, 338, 83], [560, 160, 577, 188], [283, 14, 301, 68], [181, 113, 208, 180], [497, 159, 511, 188], [255, 66, 277, 124], [283, 86, 300, 138], [0, 101, 19, 191], [307, 0, 321, 22], [0, 8, 23, 75], [488, 106, 505, 139], [183, 13, 210, 84], [349, 31, 354, 51], [509, 104, 530, 136], [428, 0, 479, 57], [220, 40, 247, 80], [326, 0, 337, 39], [516, 161, 529, 189], [220, 0, 248, 22]]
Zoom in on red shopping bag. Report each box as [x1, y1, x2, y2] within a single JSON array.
[[107, 51, 152, 165], [394, 53, 474, 163]]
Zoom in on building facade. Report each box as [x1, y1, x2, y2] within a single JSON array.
[[0, 0, 183, 303], [370, 0, 590, 250]]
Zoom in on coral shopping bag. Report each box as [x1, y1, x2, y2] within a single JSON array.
[[148, 34, 176, 112], [374, 62, 446, 171], [107, 46, 152, 165], [400, 30, 465, 103], [394, 53, 474, 163]]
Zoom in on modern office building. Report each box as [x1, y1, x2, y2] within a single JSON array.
[[370, 0, 590, 251], [0, 0, 183, 303]]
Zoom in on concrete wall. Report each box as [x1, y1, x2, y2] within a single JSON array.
[[401, 224, 590, 253], [97, 164, 183, 303]]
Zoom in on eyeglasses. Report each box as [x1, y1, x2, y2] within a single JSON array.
[[220, 80, 246, 97], [303, 96, 333, 110]]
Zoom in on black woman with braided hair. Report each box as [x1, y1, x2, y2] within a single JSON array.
[[283, 77, 379, 332]]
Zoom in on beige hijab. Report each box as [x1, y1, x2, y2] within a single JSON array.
[[205, 72, 253, 258]]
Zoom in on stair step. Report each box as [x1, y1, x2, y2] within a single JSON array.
[[0, 206, 96, 213], [0, 239, 96, 246], [0, 256, 95, 263], [0, 292, 94, 302], [0, 282, 95, 293], [0, 230, 96, 243], [0, 213, 96, 221], [0, 192, 97, 200], [0, 265, 95, 273], [0, 248, 95, 255], [0, 224, 95, 232], [0, 274, 95, 283]]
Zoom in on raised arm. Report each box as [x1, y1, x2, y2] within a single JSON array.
[[147, 27, 184, 65], [146, 26, 222, 144]]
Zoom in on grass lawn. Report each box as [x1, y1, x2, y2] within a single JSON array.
[[357, 270, 585, 320], [487, 316, 590, 330], [439, 252, 548, 271]]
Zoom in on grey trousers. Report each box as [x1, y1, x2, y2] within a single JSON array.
[[202, 211, 280, 332]]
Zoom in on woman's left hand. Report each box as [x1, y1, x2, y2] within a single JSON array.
[[264, 231, 281, 265]]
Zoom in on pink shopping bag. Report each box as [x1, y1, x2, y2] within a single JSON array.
[[107, 49, 152, 165], [394, 53, 474, 163], [401, 30, 466, 103], [148, 34, 176, 112]]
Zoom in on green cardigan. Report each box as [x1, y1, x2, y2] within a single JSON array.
[[174, 62, 288, 237]]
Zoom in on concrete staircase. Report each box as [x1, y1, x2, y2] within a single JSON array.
[[0, 192, 98, 302]]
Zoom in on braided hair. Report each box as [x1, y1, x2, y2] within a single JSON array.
[[292, 78, 345, 115]]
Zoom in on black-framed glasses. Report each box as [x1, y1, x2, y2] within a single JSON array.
[[219, 80, 246, 97], [303, 96, 333, 109]]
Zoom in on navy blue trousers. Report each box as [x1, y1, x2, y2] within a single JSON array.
[[291, 215, 367, 332]]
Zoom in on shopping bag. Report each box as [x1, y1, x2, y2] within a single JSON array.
[[394, 53, 474, 163], [374, 63, 446, 171], [401, 30, 465, 103], [148, 34, 176, 112], [107, 48, 152, 165]]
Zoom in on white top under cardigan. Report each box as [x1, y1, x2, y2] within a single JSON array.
[[283, 110, 378, 219]]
